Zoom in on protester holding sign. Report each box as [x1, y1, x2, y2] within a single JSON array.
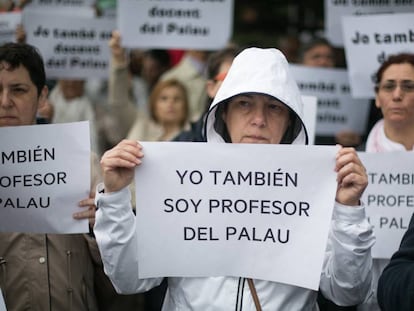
[[362, 52, 414, 311], [0, 41, 94, 310], [0, 42, 141, 311], [94, 47, 375, 310]]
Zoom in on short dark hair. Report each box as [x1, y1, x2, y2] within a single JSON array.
[[299, 37, 333, 62], [143, 49, 171, 69], [0, 42, 46, 96], [374, 53, 414, 92]]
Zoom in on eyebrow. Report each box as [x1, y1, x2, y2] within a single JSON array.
[[8, 82, 30, 87], [235, 94, 284, 104], [383, 79, 414, 82]]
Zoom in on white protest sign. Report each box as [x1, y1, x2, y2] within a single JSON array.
[[0, 12, 21, 45], [25, 0, 95, 9], [0, 289, 5, 311], [302, 95, 317, 145], [135, 142, 338, 290], [342, 13, 414, 98], [0, 122, 90, 234], [23, 11, 115, 79], [23, 6, 96, 18], [325, 0, 414, 46], [118, 0, 234, 50], [290, 64, 371, 136], [359, 151, 414, 259]]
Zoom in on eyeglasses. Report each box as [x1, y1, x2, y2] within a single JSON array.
[[378, 80, 414, 93]]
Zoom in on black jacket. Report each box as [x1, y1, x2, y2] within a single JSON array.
[[377, 213, 414, 311]]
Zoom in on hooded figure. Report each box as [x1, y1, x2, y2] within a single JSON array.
[[94, 47, 374, 311], [204, 47, 308, 145]]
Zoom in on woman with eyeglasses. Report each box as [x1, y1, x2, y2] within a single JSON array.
[[359, 53, 414, 311], [366, 53, 414, 152]]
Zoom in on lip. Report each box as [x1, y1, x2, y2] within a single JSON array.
[[388, 108, 405, 114], [243, 135, 268, 142], [0, 116, 19, 125]]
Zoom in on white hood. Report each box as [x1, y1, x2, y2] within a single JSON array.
[[204, 47, 308, 145]]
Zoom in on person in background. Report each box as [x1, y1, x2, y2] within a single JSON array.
[[106, 30, 189, 144], [130, 48, 171, 114], [300, 37, 335, 68], [362, 52, 414, 311], [48, 78, 98, 152], [93, 47, 374, 310], [173, 45, 240, 142], [160, 49, 209, 123], [276, 34, 300, 63], [365, 53, 414, 153], [300, 37, 365, 150], [127, 78, 189, 142]]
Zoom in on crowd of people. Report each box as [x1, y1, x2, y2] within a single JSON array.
[[1, 2, 414, 311]]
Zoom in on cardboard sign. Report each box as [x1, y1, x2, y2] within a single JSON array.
[[325, 0, 414, 46], [290, 64, 371, 135], [117, 0, 234, 50], [342, 13, 414, 98], [0, 122, 90, 233], [135, 142, 338, 290], [360, 151, 414, 259], [24, 11, 115, 79]]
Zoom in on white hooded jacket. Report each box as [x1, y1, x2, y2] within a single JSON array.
[[204, 47, 308, 145], [94, 48, 375, 311]]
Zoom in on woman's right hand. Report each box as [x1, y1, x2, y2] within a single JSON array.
[[100, 139, 144, 193]]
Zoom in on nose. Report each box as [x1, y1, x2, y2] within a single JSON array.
[[0, 89, 12, 108], [392, 85, 403, 101], [251, 106, 267, 127]]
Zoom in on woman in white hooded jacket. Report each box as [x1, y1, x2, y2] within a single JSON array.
[[94, 47, 375, 311]]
